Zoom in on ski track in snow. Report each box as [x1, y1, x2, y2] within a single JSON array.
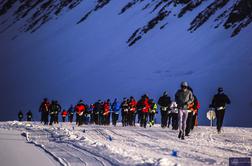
[[0, 121, 251, 166]]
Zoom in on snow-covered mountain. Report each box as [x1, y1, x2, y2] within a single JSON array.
[[0, 0, 252, 126], [0, 121, 252, 166]]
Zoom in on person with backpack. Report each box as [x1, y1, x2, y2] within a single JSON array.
[[121, 98, 130, 127], [39, 98, 50, 125], [149, 99, 157, 127], [49, 100, 61, 125], [175, 81, 194, 140], [87, 104, 94, 124], [136, 98, 143, 124], [140, 94, 150, 128], [103, 99, 111, 125], [67, 105, 75, 123], [93, 100, 102, 125], [111, 98, 120, 126], [18, 111, 23, 121], [61, 109, 68, 122], [74, 100, 86, 126], [129, 96, 137, 126], [184, 87, 197, 136], [158, 91, 172, 128], [83, 105, 91, 125], [211, 87, 231, 133], [26, 110, 33, 121]]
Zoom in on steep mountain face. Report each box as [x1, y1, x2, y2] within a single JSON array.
[[1, 0, 252, 42], [0, 0, 252, 126]]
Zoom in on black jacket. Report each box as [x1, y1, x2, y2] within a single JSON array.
[[212, 93, 231, 108], [158, 95, 171, 107]]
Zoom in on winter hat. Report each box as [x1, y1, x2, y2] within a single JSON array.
[[218, 87, 224, 93], [181, 81, 189, 87]]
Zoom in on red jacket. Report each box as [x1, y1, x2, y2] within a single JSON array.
[[61, 110, 68, 117], [129, 99, 137, 112], [75, 104, 85, 115], [103, 102, 110, 115], [142, 98, 150, 113]]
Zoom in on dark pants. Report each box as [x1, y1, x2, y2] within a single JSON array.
[[172, 113, 178, 130], [94, 113, 99, 125], [137, 111, 142, 123], [191, 114, 197, 130], [185, 112, 193, 135], [215, 109, 225, 132], [140, 112, 148, 128], [56, 114, 59, 123], [62, 117, 66, 122], [128, 111, 136, 126], [76, 114, 83, 126], [68, 114, 74, 123], [42, 112, 49, 125], [49, 114, 56, 125], [161, 110, 168, 128], [112, 113, 119, 126], [132, 113, 136, 126], [99, 113, 103, 125], [103, 113, 110, 125], [167, 112, 172, 128], [149, 113, 155, 126], [122, 111, 129, 127]]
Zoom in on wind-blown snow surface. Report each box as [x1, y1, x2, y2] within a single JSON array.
[[0, 0, 252, 126], [0, 121, 251, 166]]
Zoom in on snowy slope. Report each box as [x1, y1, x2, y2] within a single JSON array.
[[0, 121, 251, 166], [0, 0, 252, 127]]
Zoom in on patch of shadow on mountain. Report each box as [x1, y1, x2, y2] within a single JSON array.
[[0, 0, 83, 33], [127, 10, 170, 46], [188, 0, 229, 32], [178, 0, 206, 18], [119, 0, 145, 15], [224, 0, 252, 37], [77, 0, 111, 24]]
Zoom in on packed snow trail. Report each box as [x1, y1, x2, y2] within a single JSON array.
[[0, 122, 251, 166], [0, 128, 59, 166]]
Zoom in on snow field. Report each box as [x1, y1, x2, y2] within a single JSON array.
[[0, 121, 251, 166]]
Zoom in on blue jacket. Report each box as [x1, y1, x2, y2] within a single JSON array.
[[112, 102, 120, 113]]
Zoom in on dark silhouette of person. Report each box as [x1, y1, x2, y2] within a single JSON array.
[[18, 111, 23, 121], [211, 87, 231, 133], [26, 110, 33, 121]]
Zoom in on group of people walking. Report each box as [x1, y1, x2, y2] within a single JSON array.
[[18, 81, 231, 140]]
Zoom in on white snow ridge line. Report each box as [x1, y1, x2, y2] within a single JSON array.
[[21, 132, 69, 166]]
